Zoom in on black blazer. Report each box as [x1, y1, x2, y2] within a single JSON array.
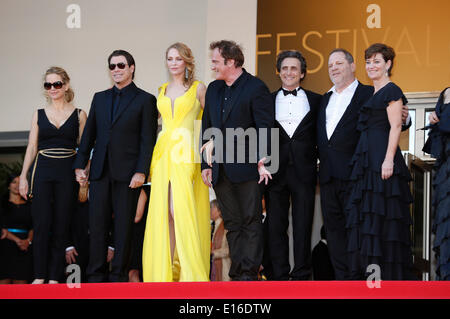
[[317, 83, 373, 184], [74, 82, 158, 182], [201, 70, 274, 186], [271, 87, 322, 184]]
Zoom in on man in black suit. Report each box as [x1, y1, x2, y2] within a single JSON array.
[[201, 40, 274, 281], [74, 50, 158, 282], [317, 48, 411, 280], [265, 50, 321, 280]]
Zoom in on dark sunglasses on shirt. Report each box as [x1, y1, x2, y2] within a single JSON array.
[[109, 62, 127, 70], [43, 81, 64, 90]]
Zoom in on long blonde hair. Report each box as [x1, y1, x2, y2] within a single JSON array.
[[166, 42, 196, 89], [44, 66, 74, 103]]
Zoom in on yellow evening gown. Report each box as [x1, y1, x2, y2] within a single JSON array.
[[142, 80, 211, 282]]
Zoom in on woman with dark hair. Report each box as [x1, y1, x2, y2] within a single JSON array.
[[142, 43, 210, 282], [0, 174, 33, 284], [423, 87, 450, 280], [345, 43, 414, 280], [19, 66, 87, 284]]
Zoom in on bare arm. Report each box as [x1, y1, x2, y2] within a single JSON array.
[[6, 231, 30, 251], [27, 230, 33, 243], [19, 111, 39, 199], [77, 109, 88, 145], [5, 231, 20, 244], [196, 82, 206, 110], [134, 188, 148, 223], [383, 99, 403, 180]]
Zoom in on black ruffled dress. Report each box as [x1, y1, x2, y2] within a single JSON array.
[[346, 82, 414, 280], [423, 87, 450, 280]]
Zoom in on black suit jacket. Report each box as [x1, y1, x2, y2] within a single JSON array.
[[271, 87, 322, 184], [74, 82, 158, 182], [201, 70, 274, 185], [317, 82, 373, 184]]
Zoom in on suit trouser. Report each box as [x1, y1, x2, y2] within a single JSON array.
[[87, 165, 140, 282], [70, 200, 90, 283], [31, 179, 77, 281], [266, 166, 315, 280], [213, 166, 263, 281], [319, 178, 351, 280]]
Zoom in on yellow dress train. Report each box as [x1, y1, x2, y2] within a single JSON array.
[[142, 80, 211, 282]]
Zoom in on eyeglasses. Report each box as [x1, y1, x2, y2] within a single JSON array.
[[43, 81, 64, 90], [109, 62, 127, 70]]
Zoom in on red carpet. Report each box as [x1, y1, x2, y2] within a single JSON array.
[[0, 281, 449, 299]]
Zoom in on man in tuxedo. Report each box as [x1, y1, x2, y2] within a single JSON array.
[[74, 50, 158, 282], [265, 50, 321, 280], [201, 40, 274, 281], [317, 48, 411, 280]]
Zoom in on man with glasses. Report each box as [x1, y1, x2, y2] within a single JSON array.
[[74, 50, 158, 282]]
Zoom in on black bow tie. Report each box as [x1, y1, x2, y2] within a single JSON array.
[[282, 88, 298, 96]]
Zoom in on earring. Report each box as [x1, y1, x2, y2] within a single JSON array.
[[185, 68, 189, 79]]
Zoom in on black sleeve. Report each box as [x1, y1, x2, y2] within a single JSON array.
[[201, 87, 213, 172], [251, 81, 275, 166], [136, 94, 158, 176], [73, 94, 98, 169]]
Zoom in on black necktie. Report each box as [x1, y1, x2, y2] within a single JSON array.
[[112, 89, 121, 121], [282, 88, 297, 96]]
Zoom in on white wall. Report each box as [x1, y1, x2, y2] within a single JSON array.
[[0, 0, 257, 132], [204, 0, 257, 83]]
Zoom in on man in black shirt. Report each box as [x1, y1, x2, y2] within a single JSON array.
[[201, 40, 274, 281]]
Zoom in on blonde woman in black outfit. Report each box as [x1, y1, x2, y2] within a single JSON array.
[[19, 67, 87, 284]]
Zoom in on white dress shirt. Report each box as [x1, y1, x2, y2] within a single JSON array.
[[325, 79, 359, 140], [275, 87, 310, 138]]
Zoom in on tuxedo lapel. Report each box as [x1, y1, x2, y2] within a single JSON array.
[[290, 89, 315, 138], [275, 120, 290, 139], [273, 88, 290, 139], [291, 110, 313, 138], [319, 91, 332, 141]]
